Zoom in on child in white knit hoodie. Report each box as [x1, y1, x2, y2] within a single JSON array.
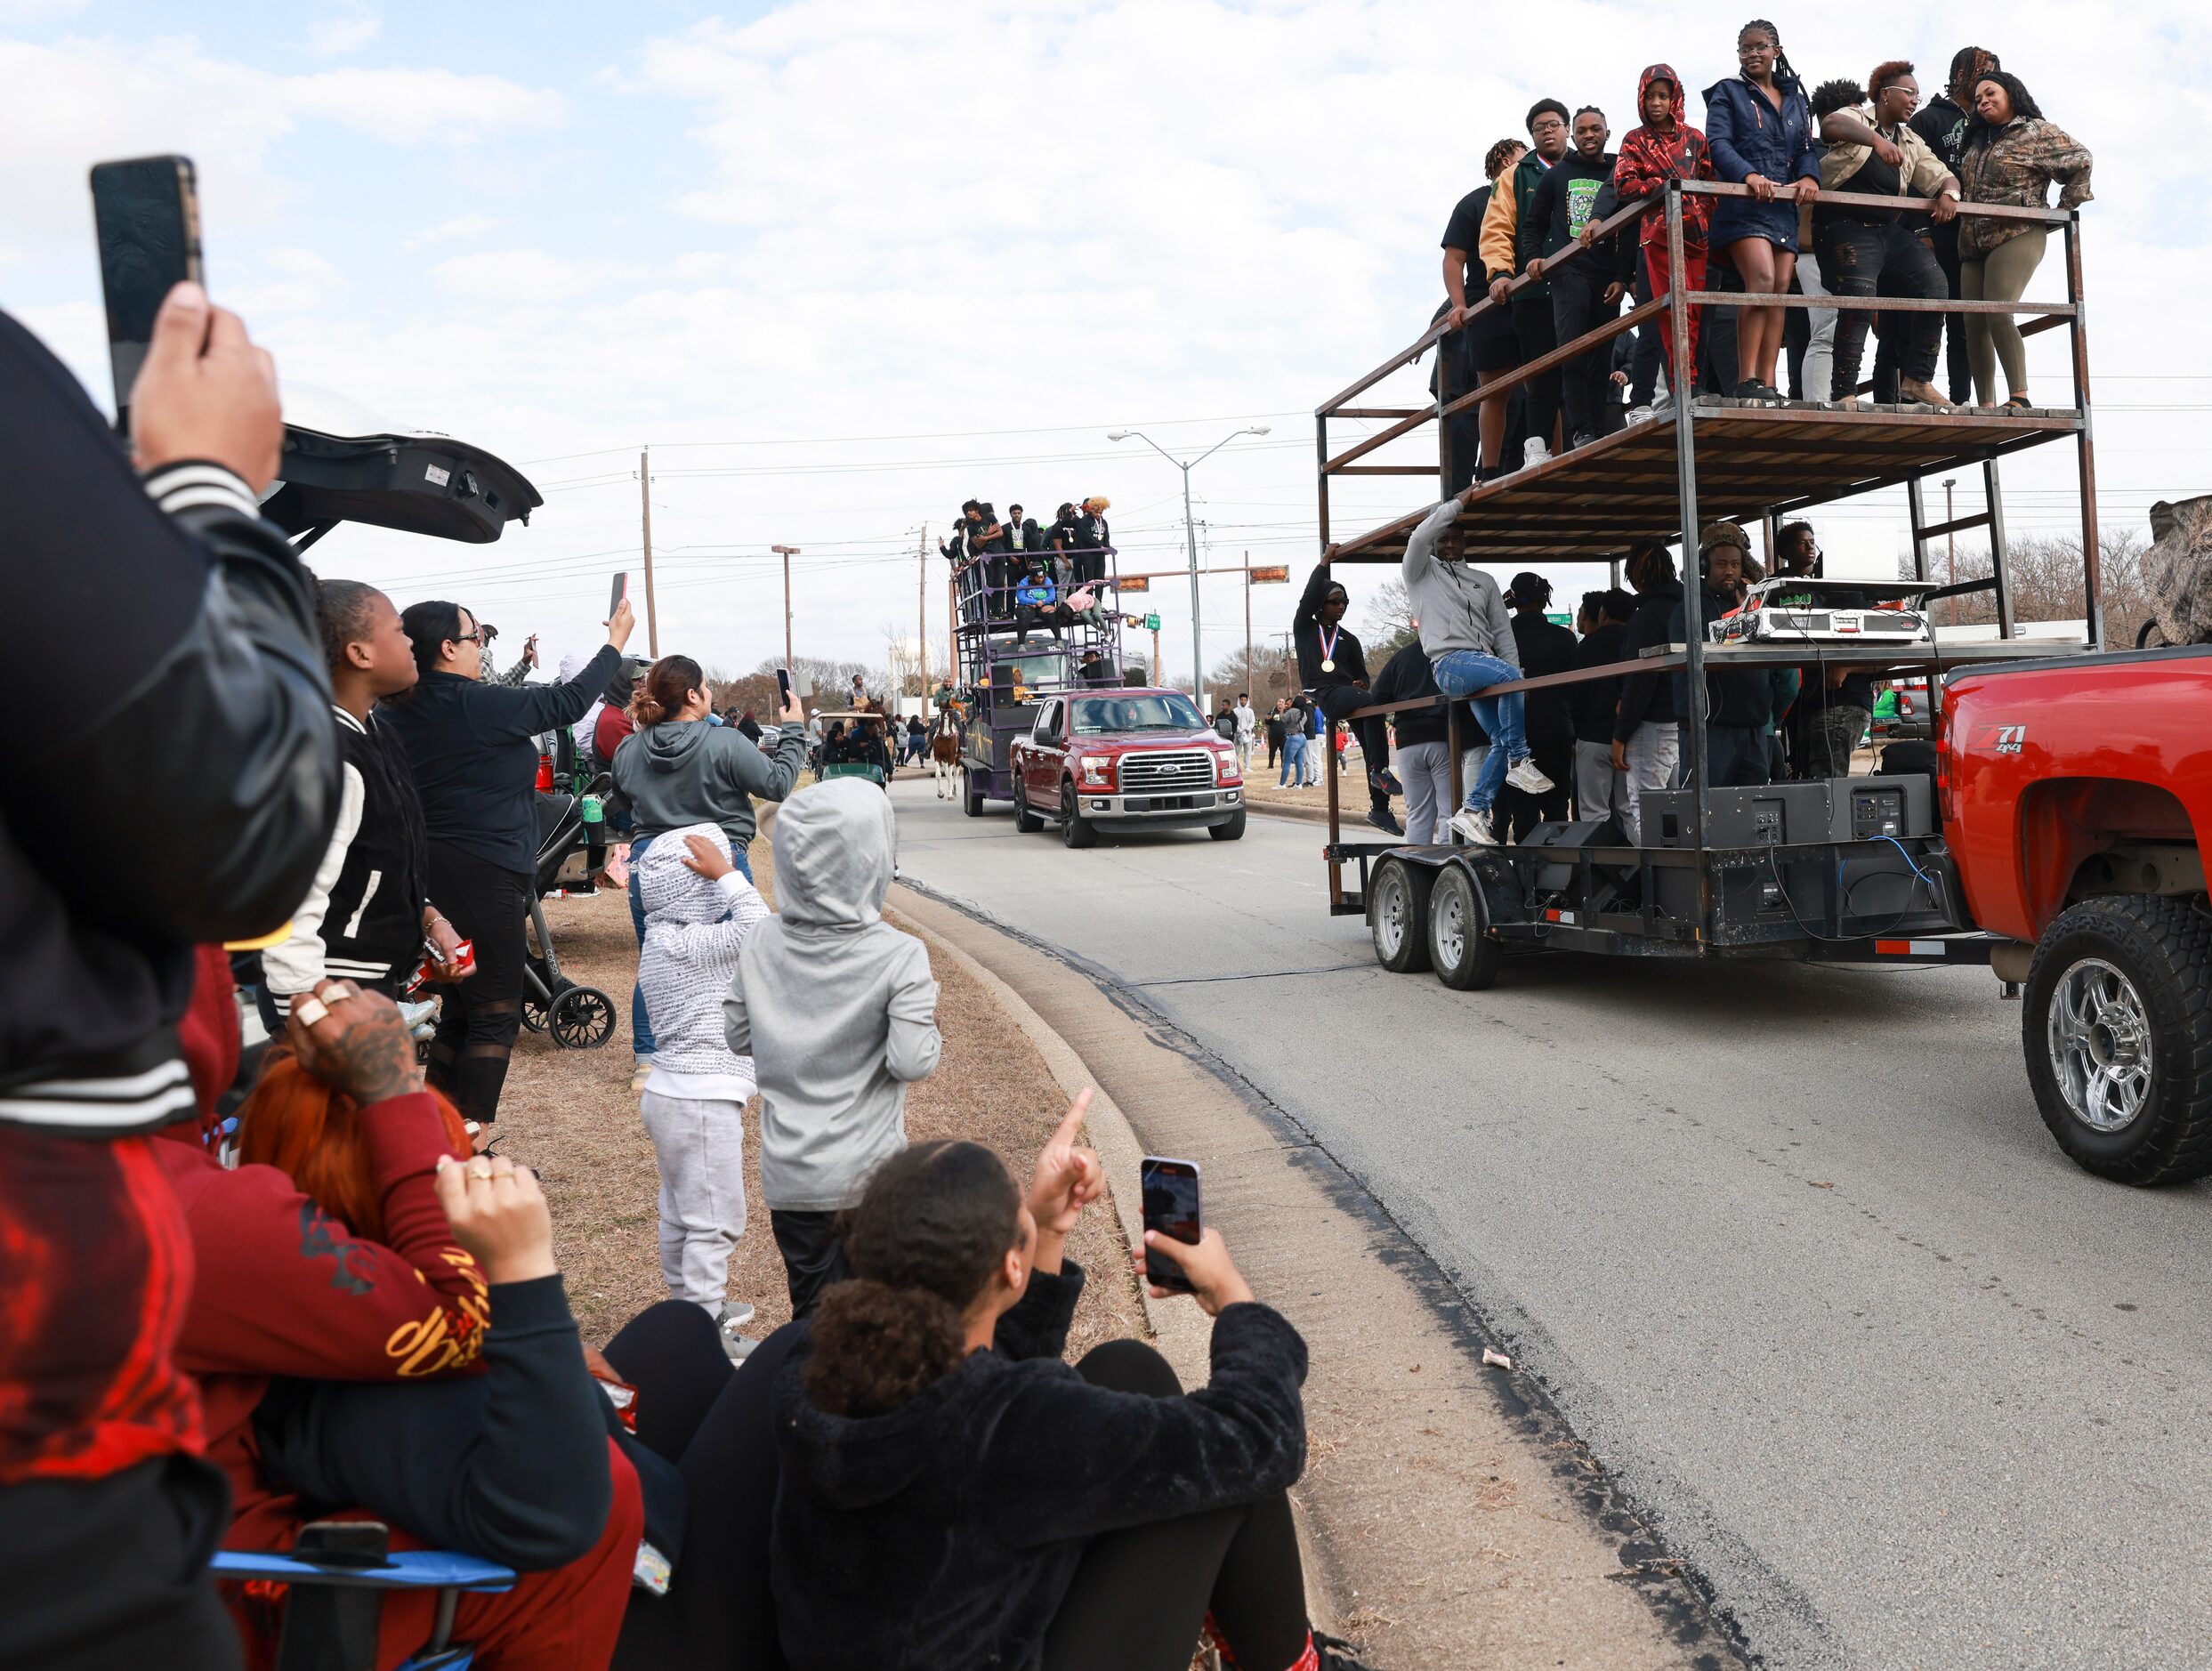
[[636, 820, 771, 1350]]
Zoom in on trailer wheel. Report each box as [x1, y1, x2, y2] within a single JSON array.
[[1060, 782, 1098, 849], [1428, 864, 1502, 991], [1369, 857, 1433, 973], [1012, 778, 1043, 834], [2024, 895, 2212, 1185], [1207, 809, 1247, 842], [963, 770, 985, 819]]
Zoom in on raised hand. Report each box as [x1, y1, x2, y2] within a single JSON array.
[[1028, 1088, 1102, 1238]]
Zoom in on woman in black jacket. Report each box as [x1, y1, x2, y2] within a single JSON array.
[[384, 597, 634, 1124], [1495, 573, 1577, 839], [757, 1107, 1332, 1671]]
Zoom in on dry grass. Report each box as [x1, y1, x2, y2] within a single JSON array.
[[490, 830, 1148, 1352]]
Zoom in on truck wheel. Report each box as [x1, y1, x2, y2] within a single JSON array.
[[2024, 895, 2212, 1185], [1060, 783, 1098, 849], [1207, 809, 1247, 842], [1428, 864, 1502, 991], [1369, 857, 1433, 973], [962, 770, 984, 819], [1012, 779, 1043, 834]]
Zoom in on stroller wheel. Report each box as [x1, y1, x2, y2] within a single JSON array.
[[520, 994, 551, 1034], [549, 986, 618, 1051]]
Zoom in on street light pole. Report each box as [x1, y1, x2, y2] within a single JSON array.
[[1109, 424, 1270, 702], [772, 545, 801, 670]]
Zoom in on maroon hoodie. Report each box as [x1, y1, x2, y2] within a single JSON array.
[[1612, 62, 1716, 247]]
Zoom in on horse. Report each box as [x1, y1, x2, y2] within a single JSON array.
[[929, 707, 964, 799]]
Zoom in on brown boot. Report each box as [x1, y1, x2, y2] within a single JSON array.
[[1899, 376, 1955, 408]]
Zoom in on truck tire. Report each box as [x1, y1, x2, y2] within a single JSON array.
[[1369, 856, 1433, 974], [1207, 809, 1247, 842], [1060, 782, 1098, 850], [1012, 778, 1043, 834], [1428, 863, 1502, 991], [963, 770, 984, 819], [2024, 894, 2212, 1185]]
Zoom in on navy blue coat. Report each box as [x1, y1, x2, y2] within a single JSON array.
[[1702, 73, 1820, 250]]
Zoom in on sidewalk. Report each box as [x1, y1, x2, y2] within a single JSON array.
[[890, 881, 1748, 1671]]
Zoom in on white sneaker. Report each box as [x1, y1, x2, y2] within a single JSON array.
[[1628, 405, 1655, 424], [717, 1302, 757, 1361], [1522, 437, 1551, 470], [1504, 756, 1555, 795], [1449, 805, 1497, 846]]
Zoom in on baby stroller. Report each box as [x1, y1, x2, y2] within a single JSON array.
[[519, 774, 618, 1049]]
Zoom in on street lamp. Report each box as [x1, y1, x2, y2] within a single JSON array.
[[1108, 424, 1270, 702]]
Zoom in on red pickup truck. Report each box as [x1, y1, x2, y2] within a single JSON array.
[[1942, 645, 2212, 1183], [1007, 687, 1245, 849]]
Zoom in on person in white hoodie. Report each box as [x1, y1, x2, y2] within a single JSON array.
[[637, 820, 771, 1353], [1400, 488, 1555, 845], [723, 778, 941, 1317]]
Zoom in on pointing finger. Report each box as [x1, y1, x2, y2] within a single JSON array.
[[1049, 1088, 1094, 1148]]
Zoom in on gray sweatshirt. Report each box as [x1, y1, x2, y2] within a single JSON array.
[[613, 718, 806, 852], [1401, 498, 1517, 665], [723, 779, 941, 1211]]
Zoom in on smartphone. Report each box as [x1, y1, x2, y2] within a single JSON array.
[[1140, 1156, 1203, 1295], [609, 571, 629, 618], [774, 666, 795, 708], [91, 156, 203, 427]]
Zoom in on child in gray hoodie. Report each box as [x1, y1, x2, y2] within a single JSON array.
[[723, 777, 941, 1316]]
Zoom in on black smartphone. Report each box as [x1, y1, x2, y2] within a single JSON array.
[[609, 571, 629, 619], [775, 666, 794, 707], [1140, 1156, 1203, 1295], [90, 155, 202, 428]]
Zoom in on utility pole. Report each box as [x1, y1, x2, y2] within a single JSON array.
[[1150, 621, 1162, 686], [916, 525, 930, 694], [772, 545, 801, 670], [638, 449, 660, 656], [1242, 549, 1252, 703]]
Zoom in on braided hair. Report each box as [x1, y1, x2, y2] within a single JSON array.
[[1482, 136, 1525, 182], [1946, 46, 2000, 109], [1739, 19, 1803, 93]]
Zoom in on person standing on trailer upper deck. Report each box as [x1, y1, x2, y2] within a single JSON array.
[[1399, 489, 1554, 848], [1480, 98, 1574, 470], [1522, 106, 1635, 453], [1605, 64, 1716, 414], [1294, 558, 1403, 835], [1703, 20, 1821, 400], [1072, 496, 1111, 589]]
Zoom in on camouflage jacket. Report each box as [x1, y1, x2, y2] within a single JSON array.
[[1958, 117, 2093, 257]]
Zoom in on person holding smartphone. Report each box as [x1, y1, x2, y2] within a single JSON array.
[[383, 594, 634, 1126], [2, 268, 340, 1671], [668, 1094, 1354, 1671]]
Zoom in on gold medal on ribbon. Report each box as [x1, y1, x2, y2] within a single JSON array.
[[1320, 658, 1335, 673]]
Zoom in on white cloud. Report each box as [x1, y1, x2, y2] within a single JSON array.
[[403, 212, 505, 251], [431, 247, 642, 303], [303, 12, 381, 58]]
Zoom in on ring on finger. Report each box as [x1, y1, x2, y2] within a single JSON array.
[[294, 997, 329, 1029]]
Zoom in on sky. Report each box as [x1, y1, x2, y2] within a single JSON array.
[[6, 0, 2208, 689]]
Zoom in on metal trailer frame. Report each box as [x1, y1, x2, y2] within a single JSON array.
[[1310, 179, 2101, 969], [947, 542, 1132, 809]]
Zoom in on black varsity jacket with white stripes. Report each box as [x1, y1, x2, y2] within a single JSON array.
[[263, 706, 433, 997]]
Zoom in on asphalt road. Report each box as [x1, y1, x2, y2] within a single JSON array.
[[887, 778, 2212, 1670]]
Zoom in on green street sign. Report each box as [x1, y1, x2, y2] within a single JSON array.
[[1143, 613, 1161, 630]]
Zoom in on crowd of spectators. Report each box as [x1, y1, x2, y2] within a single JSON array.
[[2, 287, 1356, 1671], [1433, 32, 2093, 482]]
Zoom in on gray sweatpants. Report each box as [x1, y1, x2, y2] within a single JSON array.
[[640, 1089, 750, 1310], [1619, 721, 1681, 844], [1573, 739, 1623, 824], [1400, 739, 1489, 844]]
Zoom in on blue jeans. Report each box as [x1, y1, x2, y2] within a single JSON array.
[[1431, 650, 1529, 812], [630, 833, 755, 1056], [1279, 733, 1307, 786]]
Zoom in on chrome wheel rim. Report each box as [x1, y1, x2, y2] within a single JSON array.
[[1434, 884, 1466, 970], [2047, 957, 2155, 1133], [1376, 872, 1407, 957]]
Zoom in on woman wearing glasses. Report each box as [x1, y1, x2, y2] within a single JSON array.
[[384, 595, 636, 1126]]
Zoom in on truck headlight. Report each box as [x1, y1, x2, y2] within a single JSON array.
[[1079, 755, 1114, 787]]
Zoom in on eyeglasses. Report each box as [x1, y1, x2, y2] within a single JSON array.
[[451, 629, 489, 647]]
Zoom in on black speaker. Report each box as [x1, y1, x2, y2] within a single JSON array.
[[1520, 818, 1629, 904]]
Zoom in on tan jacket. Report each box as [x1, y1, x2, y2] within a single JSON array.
[[1818, 108, 1955, 198]]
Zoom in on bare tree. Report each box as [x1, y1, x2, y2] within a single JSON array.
[[1207, 643, 1296, 714], [1362, 578, 1417, 663], [1902, 527, 2150, 642]]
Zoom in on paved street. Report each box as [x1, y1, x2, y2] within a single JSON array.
[[888, 778, 2212, 1670]]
